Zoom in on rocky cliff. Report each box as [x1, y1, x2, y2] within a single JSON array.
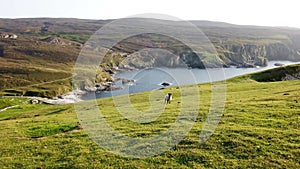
[[217, 42, 300, 67], [117, 42, 300, 69], [110, 31, 300, 69]]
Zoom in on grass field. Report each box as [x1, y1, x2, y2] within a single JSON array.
[[0, 72, 299, 168]]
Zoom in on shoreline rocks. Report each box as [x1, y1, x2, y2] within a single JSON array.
[[121, 79, 135, 84], [274, 63, 285, 66], [160, 82, 171, 86]]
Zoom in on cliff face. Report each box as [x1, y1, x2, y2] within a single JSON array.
[[118, 49, 190, 69], [218, 42, 300, 67], [113, 32, 300, 69], [265, 43, 299, 61], [118, 42, 300, 69]]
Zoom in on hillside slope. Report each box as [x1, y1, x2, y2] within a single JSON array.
[[1, 18, 300, 97], [0, 71, 299, 168]]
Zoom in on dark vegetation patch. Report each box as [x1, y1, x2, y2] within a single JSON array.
[[21, 123, 79, 138], [250, 64, 300, 82]]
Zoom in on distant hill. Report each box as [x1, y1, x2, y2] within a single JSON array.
[[190, 20, 239, 27]]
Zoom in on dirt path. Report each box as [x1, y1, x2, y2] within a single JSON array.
[[0, 105, 19, 112], [18, 76, 72, 88]]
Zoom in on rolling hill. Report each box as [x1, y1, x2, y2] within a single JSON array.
[[1, 18, 300, 97]]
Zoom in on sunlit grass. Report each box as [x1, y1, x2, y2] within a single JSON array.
[[0, 72, 299, 168]]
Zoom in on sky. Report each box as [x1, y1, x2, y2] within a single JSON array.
[[1, 0, 300, 28]]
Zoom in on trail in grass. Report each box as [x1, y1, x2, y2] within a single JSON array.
[[0, 105, 19, 112]]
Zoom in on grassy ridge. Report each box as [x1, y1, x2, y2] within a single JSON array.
[[250, 64, 300, 82], [0, 73, 299, 168]]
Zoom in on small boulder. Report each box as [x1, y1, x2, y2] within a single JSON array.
[[104, 69, 116, 75], [121, 79, 135, 84], [274, 63, 284, 66], [30, 99, 39, 104]]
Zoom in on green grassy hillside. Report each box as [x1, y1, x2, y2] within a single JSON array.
[[0, 33, 79, 97], [0, 67, 299, 168]]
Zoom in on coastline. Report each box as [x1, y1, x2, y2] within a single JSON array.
[[1, 89, 85, 105], [2, 60, 299, 104], [47, 89, 85, 104]]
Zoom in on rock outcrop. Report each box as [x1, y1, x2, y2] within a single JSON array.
[[218, 42, 300, 67], [160, 82, 171, 86], [0, 33, 17, 39], [117, 42, 300, 69]]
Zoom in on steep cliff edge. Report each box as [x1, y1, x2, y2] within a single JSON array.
[[109, 27, 300, 69], [116, 41, 300, 69], [217, 42, 300, 67]]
